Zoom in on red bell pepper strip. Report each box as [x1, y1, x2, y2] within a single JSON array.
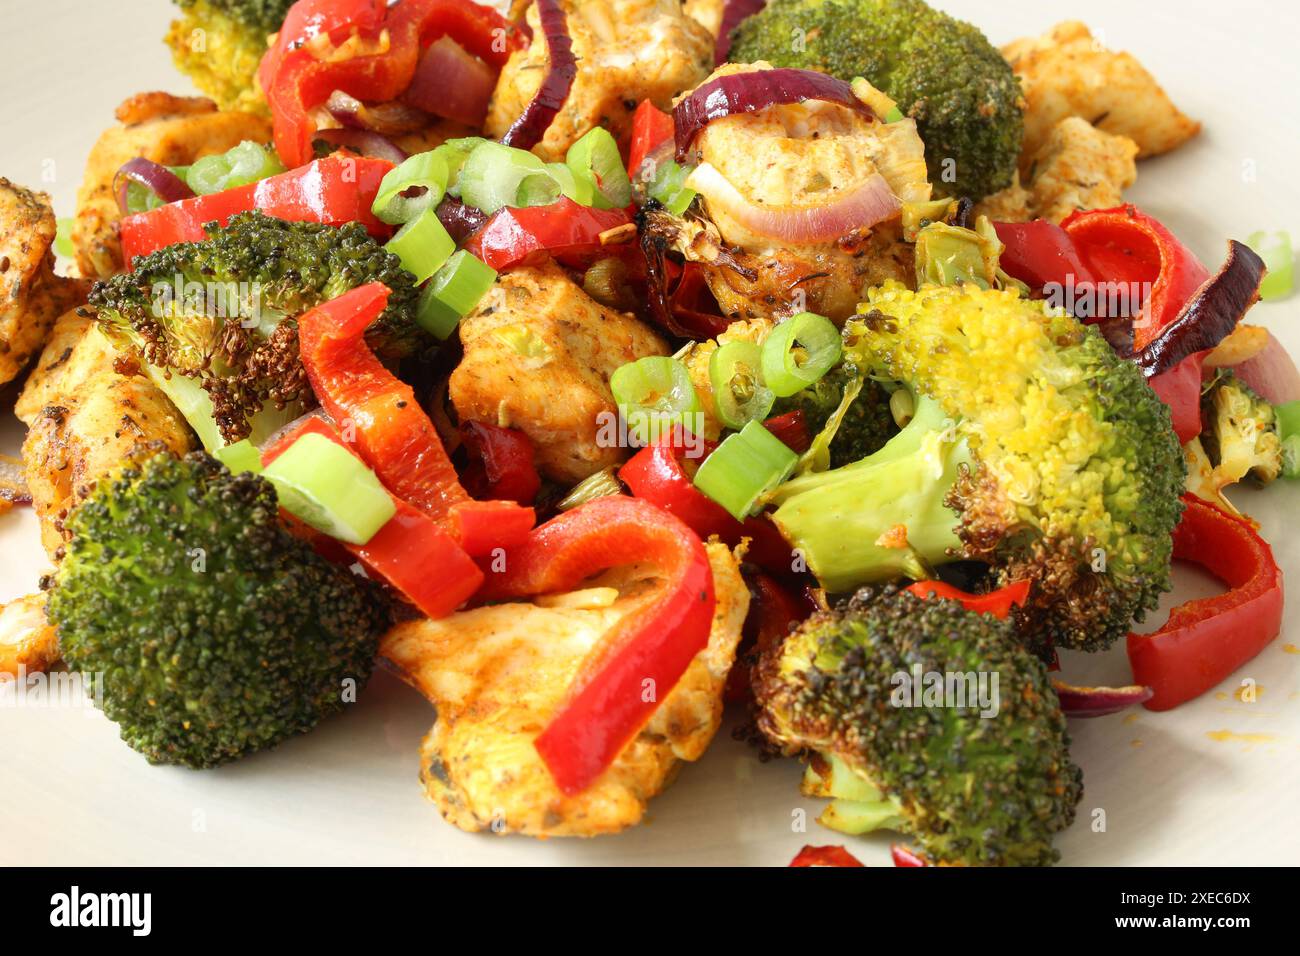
[[262, 416, 484, 618], [296, 282, 472, 525], [627, 99, 675, 180], [1062, 206, 1214, 442], [724, 569, 808, 702], [890, 844, 928, 867], [459, 420, 541, 505], [762, 409, 811, 454], [789, 845, 866, 867], [905, 579, 1031, 621], [260, 0, 525, 168], [447, 499, 536, 558], [992, 220, 1098, 293], [464, 198, 634, 272], [1127, 494, 1284, 711], [619, 441, 793, 572], [477, 495, 716, 795], [119, 156, 394, 264]]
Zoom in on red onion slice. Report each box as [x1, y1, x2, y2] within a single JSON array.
[[1052, 679, 1154, 718], [326, 90, 431, 136], [674, 68, 877, 162], [1233, 331, 1300, 405], [500, 0, 576, 151], [314, 128, 409, 165], [1131, 240, 1266, 378], [113, 157, 195, 214], [687, 162, 900, 243], [402, 36, 498, 128], [714, 0, 767, 64], [436, 197, 489, 245]]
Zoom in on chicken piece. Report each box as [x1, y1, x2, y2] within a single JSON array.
[[450, 260, 668, 483], [381, 540, 750, 837], [1022, 116, 1138, 224], [971, 171, 1032, 224], [0, 593, 59, 678], [16, 309, 195, 559], [1003, 21, 1200, 163], [73, 93, 271, 278], [486, 0, 715, 161], [683, 0, 725, 37], [0, 179, 90, 386]]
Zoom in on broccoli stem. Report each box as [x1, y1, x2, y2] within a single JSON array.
[[770, 395, 970, 592]]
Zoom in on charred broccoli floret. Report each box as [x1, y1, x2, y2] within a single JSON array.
[[166, 0, 294, 112], [756, 584, 1082, 866], [1200, 369, 1283, 485], [768, 282, 1185, 654], [48, 450, 390, 769], [88, 211, 425, 445], [728, 0, 1024, 201], [772, 367, 900, 468]]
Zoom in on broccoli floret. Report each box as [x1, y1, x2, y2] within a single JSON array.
[[755, 584, 1082, 866], [1200, 370, 1282, 486], [773, 367, 900, 468], [166, 1, 294, 113], [768, 282, 1186, 654], [48, 450, 390, 769], [88, 211, 425, 444], [729, 0, 1024, 201]]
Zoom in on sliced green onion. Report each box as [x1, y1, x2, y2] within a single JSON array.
[[557, 467, 624, 511], [610, 356, 703, 445], [693, 420, 797, 520], [54, 217, 75, 259], [385, 206, 455, 283], [262, 432, 396, 544], [1276, 400, 1300, 478], [884, 106, 905, 123], [187, 141, 283, 196], [1246, 230, 1294, 301], [417, 250, 497, 339], [373, 150, 450, 225], [438, 136, 489, 198], [214, 438, 263, 475], [566, 127, 632, 209], [645, 158, 696, 215], [458, 141, 559, 215], [709, 340, 774, 430], [546, 161, 594, 206], [761, 312, 842, 397]]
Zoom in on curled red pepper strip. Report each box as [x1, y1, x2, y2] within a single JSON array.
[[297, 282, 471, 525], [619, 441, 794, 572], [477, 496, 716, 794], [1128, 494, 1284, 711], [464, 198, 633, 272], [904, 579, 1031, 621], [789, 845, 866, 868], [458, 420, 541, 505]]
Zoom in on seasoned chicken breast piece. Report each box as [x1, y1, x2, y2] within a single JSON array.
[[381, 540, 749, 837], [0, 179, 90, 386], [1003, 21, 1200, 162], [1024, 117, 1138, 224], [683, 0, 726, 37], [16, 309, 194, 559], [73, 93, 270, 278], [0, 593, 59, 678], [486, 0, 715, 161], [450, 260, 668, 483]]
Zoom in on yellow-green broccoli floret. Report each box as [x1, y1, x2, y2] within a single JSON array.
[[166, 0, 295, 113], [728, 0, 1025, 201], [769, 282, 1185, 654]]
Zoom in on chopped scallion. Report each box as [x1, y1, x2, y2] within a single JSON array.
[[262, 432, 396, 544], [693, 420, 798, 520], [416, 250, 497, 339]]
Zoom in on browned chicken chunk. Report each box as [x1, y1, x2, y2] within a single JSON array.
[[381, 540, 749, 837]]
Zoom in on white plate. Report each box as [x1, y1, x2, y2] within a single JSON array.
[[2, 0, 1298, 866]]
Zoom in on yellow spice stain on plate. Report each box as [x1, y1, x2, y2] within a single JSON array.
[[1205, 730, 1277, 748], [1235, 685, 1263, 702], [1282, 644, 1299, 654]]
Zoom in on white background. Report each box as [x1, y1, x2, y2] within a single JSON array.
[[1, 0, 1297, 865]]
